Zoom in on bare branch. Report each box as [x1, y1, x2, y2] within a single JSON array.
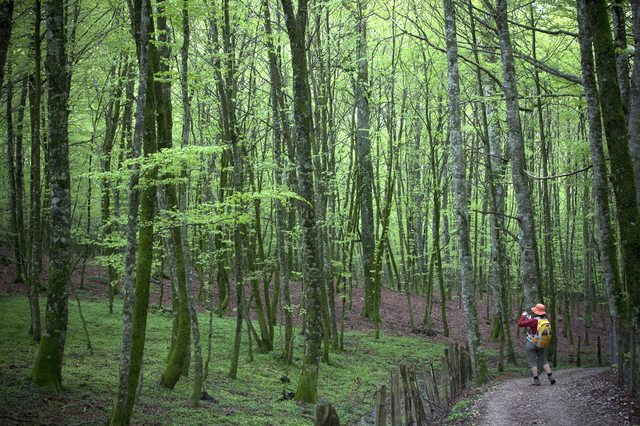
[[514, 51, 583, 85], [524, 164, 592, 180]]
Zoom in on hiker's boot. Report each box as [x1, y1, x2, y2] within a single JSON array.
[[533, 377, 541, 386], [547, 373, 556, 385]]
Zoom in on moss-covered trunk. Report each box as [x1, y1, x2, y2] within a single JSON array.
[[154, 1, 192, 389], [110, 0, 158, 423], [280, 0, 323, 403], [0, 1, 13, 86], [262, 0, 294, 363], [489, 0, 541, 307], [586, 0, 640, 324], [28, 0, 43, 341], [353, 0, 377, 323], [31, 0, 71, 393], [576, 0, 625, 384], [444, 0, 486, 383]]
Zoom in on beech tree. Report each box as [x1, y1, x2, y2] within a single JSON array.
[[443, 0, 486, 383], [111, 0, 159, 422], [0, 1, 12, 86], [280, 0, 324, 404], [576, 0, 625, 385], [585, 0, 640, 325], [486, 0, 541, 307], [30, 0, 71, 392]]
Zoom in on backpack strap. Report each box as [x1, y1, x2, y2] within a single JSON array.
[[526, 314, 540, 342]]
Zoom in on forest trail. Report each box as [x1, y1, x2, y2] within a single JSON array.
[[468, 368, 637, 425]]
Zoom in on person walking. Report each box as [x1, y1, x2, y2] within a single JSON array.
[[518, 303, 556, 386]]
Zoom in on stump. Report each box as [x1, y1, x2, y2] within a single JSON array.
[[315, 402, 340, 426]]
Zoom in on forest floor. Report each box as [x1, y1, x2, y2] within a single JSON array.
[[1, 247, 639, 424]]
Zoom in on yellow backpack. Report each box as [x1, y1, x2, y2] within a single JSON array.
[[531, 318, 552, 348]]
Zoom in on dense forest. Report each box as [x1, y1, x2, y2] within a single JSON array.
[[1, 0, 639, 424]]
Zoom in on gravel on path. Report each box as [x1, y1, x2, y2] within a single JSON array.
[[467, 368, 638, 426]]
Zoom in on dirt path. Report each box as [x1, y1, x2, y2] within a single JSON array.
[[468, 368, 638, 426]]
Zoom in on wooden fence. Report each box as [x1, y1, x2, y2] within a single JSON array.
[[315, 343, 473, 426]]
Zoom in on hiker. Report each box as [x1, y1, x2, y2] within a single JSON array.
[[518, 303, 556, 386]]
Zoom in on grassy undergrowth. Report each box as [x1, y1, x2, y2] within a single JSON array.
[[0, 295, 446, 425]]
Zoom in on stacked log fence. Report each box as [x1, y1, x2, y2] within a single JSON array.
[[314, 343, 473, 426]]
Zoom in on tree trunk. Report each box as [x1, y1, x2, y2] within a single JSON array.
[[14, 77, 27, 288], [280, 0, 323, 404], [6, 70, 24, 286], [424, 95, 449, 336], [207, 0, 246, 380], [110, 0, 158, 422], [0, 1, 13, 86], [262, 0, 294, 364], [31, 0, 71, 392], [629, 0, 640, 206], [101, 61, 124, 315], [155, 1, 191, 389], [443, 0, 486, 383], [468, 1, 514, 363], [353, 0, 377, 322], [611, 0, 630, 120], [530, 5, 558, 365], [489, 0, 541, 307], [586, 0, 640, 324], [28, 0, 43, 341], [178, 0, 203, 405], [576, 0, 625, 385]]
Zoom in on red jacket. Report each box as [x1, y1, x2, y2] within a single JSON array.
[[518, 312, 539, 337]]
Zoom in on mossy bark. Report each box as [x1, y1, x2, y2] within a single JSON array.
[[28, 0, 43, 341], [587, 0, 640, 324], [0, 1, 13, 86], [31, 0, 70, 393], [444, 0, 486, 384], [154, 1, 191, 388], [280, 0, 323, 404], [490, 0, 541, 307], [110, 0, 157, 423], [578, 0, 633, 384], [630, 0, 640, 204], [353, 0, 377, 322], [262, 0, 294, 363]]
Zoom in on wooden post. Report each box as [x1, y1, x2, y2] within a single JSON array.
[[429, 363, 441, 407], [445, 346, 456, 398], [315, 402, 340, 426], [441, 356, 450, 403], [375, 384, 386, 426], [400, 365, 414, 426], [420, 367, 435, 418], [409, 367, 425, 425], [390, 370, 402, 426]]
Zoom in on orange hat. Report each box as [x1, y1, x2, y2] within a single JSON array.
[[531, 303, 546, 315]]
